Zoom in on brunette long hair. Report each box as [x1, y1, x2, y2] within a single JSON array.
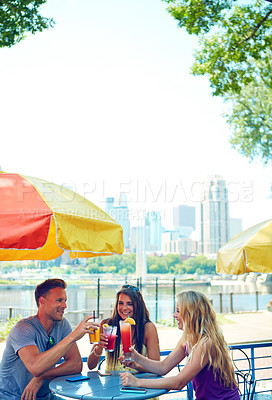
[[177, 290, 237, 388], [106, 284, 150, 366]]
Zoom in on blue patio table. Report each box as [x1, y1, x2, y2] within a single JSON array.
[[49, 371, 168, 400]]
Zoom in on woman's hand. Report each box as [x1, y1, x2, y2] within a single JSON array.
[[128, 347, 140, 361], [119, 346, 139, 366], [118, 356, 137, 369], [120, 371, 139, 387], [98, 332, 108, 349]]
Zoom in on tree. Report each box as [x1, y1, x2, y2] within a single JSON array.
[[163, 0, 272, 162], [163, 0, 272, 96], [224, 61, 272, 163], [181, 255, 216, 274], [0, 0, 54, 48]]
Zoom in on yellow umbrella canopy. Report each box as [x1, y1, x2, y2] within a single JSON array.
[[0, 172, 124, 260], [217, 219, 272, 275]]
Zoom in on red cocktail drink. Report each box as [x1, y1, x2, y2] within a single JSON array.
[[107, 332, 117, 351], [119, 321, 132, 361], [103, 325, 117, 352]]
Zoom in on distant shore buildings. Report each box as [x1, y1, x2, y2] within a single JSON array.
[[104, 175, 243, 260]]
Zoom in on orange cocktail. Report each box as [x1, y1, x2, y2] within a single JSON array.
[[89, 327, 100, 344], [119, 320, 132, 361]]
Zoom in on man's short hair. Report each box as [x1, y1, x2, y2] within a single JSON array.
[[35, 279, 67, 307]]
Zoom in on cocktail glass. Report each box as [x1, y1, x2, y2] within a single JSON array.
[[89, 326, 100, 344], [103, 325, 117, 352], [119, 320, 132, 361]]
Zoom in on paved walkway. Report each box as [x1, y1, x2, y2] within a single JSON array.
[[1, 311, 272, 360]]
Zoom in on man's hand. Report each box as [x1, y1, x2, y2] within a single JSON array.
[[120, 371, 139, 387], [72, 316, 100, 342], [21, 376, 43, 400]]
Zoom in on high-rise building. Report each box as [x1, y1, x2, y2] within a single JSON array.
[[145, 211, 162, 251], [200, 175, 229, 257], [173, 205, 196, 237], [161, 230, 197, 254], [105, 194, 130, 250], [161, 230, 179, 253], [105, 197, 114, 216]]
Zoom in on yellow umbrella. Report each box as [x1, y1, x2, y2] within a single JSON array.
[[0, 172, 124, 260], [216, 219, 272, 275]]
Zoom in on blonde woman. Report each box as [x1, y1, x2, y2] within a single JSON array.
[[120, 290, 239, 400]]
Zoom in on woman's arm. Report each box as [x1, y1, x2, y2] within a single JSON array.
[[121, 339, 211, 391], [129, 321, 160, 372], [87, 319, 108, 370], [127, 337, 186, 376]]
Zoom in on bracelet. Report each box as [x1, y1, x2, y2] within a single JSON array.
[[93, 345, 102, 357]]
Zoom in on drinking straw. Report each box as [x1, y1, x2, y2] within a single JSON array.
[[93, 310, 95, 322]]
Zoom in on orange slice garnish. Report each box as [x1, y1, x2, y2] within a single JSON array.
[[124, 317, 136, 325]]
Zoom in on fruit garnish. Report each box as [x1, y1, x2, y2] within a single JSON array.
[[103, 323, 109, 328], [124, 317, 136, 325]]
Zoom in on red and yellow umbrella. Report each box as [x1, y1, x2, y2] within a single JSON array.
[[0, 172, 124, 260]]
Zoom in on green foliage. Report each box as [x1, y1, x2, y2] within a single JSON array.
[[164, 0, 272, 96], [0, 315, 21, 341], [224, 61, 272, 163], [182, 255, 216, 274], [163, 0, 272, 163], [0, 0, 55, 47], [86, 254, 136, 274], [86, 253, 215, 275], [0, 254, 216, 277]]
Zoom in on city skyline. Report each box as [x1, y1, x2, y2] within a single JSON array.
[[101, 175, 250, 232], [105, 176, 242, 257]]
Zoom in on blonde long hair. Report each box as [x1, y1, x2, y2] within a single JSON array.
[[177, 290, 237, 388]]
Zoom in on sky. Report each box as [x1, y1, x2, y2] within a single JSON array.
[[0, 0, 271, 233]]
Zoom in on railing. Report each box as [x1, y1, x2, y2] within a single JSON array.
[[0, 289, 270, 328], [158, 343, 272, 399], [1, 276, 272, 325], [0, 307, 109, 327]]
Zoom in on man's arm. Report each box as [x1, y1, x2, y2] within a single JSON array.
[[21, 344, 83, 400], [39, 342, 83, 379], [18, 317, 96, 377]]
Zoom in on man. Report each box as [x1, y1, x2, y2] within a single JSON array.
[[0, 278, 99, 400]]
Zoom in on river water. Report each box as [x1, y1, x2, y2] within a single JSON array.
[[1, 279, 272, 326]]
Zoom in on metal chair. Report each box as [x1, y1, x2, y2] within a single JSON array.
[[236, 371, 256, 400]]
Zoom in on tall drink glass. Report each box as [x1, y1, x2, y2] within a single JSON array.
[[103, 325, 117, 352], [119, 320, 132, 361], [89, 326, 100, 344]]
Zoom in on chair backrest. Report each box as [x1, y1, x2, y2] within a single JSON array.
[[235, 371, 256, 400]]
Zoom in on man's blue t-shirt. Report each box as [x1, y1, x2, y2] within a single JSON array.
[[0, 315, 72, 400]]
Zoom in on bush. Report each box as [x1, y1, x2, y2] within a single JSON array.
[[0, 315, 21, 341]]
